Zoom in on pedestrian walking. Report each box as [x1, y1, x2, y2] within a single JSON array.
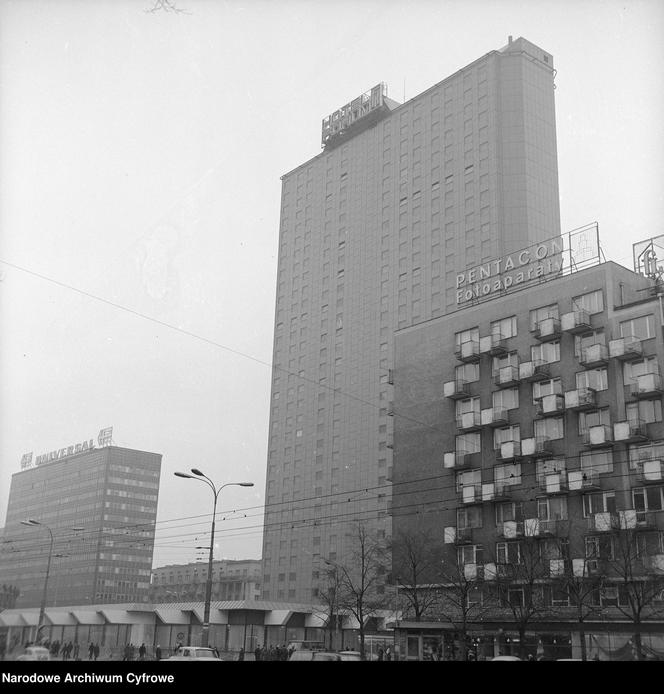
[[238, 647, 245, 661], [88, 642, 94, 660], [385, 646, 392, 661], [73, 642, 80, 660], [93, 643, 100, 661], [155, 645, 162, 661], [378, 647, 384, 661], [254, 645, 262, 661], [139, 643, 146, 661]]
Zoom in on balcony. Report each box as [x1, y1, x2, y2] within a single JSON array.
[[455, 340, 481, 363], [568, 469, 601, 491], [541, 472, 567, 494], [443, 450, 481, 470], [564, 388, 597, 411], [561, 308, 592, 334], [637, 459, 664, 484], [498, 520, 523, 539], [494, 365, 520, 388], [533, 317, 561, 342], [497, 440, 521, 461], [579, 343, 609, 368], [643, 554, 664, 574], [519, 360, 551, 382], [482, 406, 510, 428], [583, 424, 614, 447], [521, 436, 554, 459], [613, 419, 649, 443], [493, 482, 516, 500], [587, 512, 619, 532], [443, 378, 472, 400], [460, 484, 482, 504], [535, 393, 565, 417], [534, 518, 563, 537], [456, 411, 482, 432], [480, 333, 509, 357], [549, 558, 571, 577], [609, 335, 643, 361], [636, 510, 658, 529], [631, 373, 664, 399]]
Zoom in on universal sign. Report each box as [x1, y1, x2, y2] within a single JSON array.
[[456, 238, 564, 305], [35, 439, 95, 466]]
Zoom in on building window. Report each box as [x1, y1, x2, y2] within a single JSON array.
[[620, 315, 655, 340], [458, 544, 484, 565], [578, 408, 610, 436], [492, 352, 519, 375], [455, 362, 479, 383], [537, 496, 568, 521], [623, 357, 659, 385], [531, 341, 560, 364], [455, 397, 481, 418], [633, 486, 664, 513], [491, 316, 517, 339], [493, 388, 519, 410], [495, 501, 523, 524], [494, 463, 521, 487], [496, 541, 521, 564], [576, 367, 608, 392], [585, 535, 614, 560], [572, 290, 604, 315], [629, 442, 664, 470], [532, 378, 562, 404], [529, 304, 559, 331], [457, 505, 483, 529], [534, 416, 564, 441], [627, 399, 662, 424], [455, 327, 479, 348], [455, 468, 481, 493], [456, 432, 481, 455], [582, 490, 616, 517], [493, 425, 520, 449], [575, 330, 605, 359], [535, 457, 566, 487], [580, 449, 613, 475]]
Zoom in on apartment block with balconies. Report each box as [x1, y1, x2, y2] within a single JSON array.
[[392, 257, 664, 646]]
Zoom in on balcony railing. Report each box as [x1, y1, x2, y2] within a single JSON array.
[[521, 436, 554, 459], [564, 387, 597, 411], [579, 343, 609, 368], [608, 335, 643, 361], [443, 378, 472, 399], [583, 424, 614, 447], [460, 484, 482, 504], [568, 469, 601, 491], [482, 406, 510, 428], [480, 333, 509, 357], [494, 365, 520, 388], [541, 472, 567, 494], [443, 450, 480, 470], [637, 459, 664, 484], [587, 512, 619, 532], [494, 482, 517, 499], [456, 411, 482, 431], [455, 340, 481, 363], [498, 520, 523, 539], [535, 393, 565, 417], [519, 360, 551, 382], [454, 526, 475, 544], [561, 308, 592, 334], [613, 419, 649, 443], [497, 440, 521, 461], [533, 317, 561, 342], [631, 373, 664, 398]]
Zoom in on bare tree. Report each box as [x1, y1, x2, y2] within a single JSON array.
[[145, 0, 191, 14], [334, 523, 389, 659], [315, 564, 342, 651], [390, 526, 443, 621], [603, 525, 664, 660]]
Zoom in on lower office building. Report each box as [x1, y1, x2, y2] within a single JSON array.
[[150, 559, 262, 603], [391, 233, 664, 660], [0, 439, 162, 608]]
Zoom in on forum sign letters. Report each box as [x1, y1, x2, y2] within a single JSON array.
[[456, 237, 564, 305]]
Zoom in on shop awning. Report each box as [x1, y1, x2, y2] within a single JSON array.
[[264, 610, 292, 626], [72, 611, 105, 625], [100, 610, 153, 625], [190, 607, 227, 625], [304, 612, 327, 628], [45, 611, 77, 626], [19, 612, 40, 626], [0, 613, 27, 627], [154, 609, 191, 625]]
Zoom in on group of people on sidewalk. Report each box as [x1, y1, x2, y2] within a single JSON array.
[[252, 644, 294, 661]]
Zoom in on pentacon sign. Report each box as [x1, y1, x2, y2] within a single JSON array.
[[456, 238, 564, 304]]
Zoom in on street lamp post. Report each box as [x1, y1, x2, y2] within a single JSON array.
[[20, 520, 83, 644], [175, 469, 253, 648]]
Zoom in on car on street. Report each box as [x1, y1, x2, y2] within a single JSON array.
[[490, 655, 522, 661], [338, 650, 363, 661], [289, 650, 341, 662], [167, 646, 222, 661], [16, 646, 50, 661]]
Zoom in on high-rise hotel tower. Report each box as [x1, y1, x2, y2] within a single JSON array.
[[262, 37, 561, 602]]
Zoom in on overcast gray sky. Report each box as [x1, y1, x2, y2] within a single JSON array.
[[1, 0, 663, 569]]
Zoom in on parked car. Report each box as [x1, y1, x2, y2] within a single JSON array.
[[16, 646, 50, 661], [167, 646, 222, 661], [490, 655, 522, 661], [289, 650, 341, 662], [287, 640, 325, 652], [338, 650, 363, 661]]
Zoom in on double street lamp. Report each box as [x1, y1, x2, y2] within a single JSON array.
[[174, 469, 253, 648], [20, 519, 84, 643]]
